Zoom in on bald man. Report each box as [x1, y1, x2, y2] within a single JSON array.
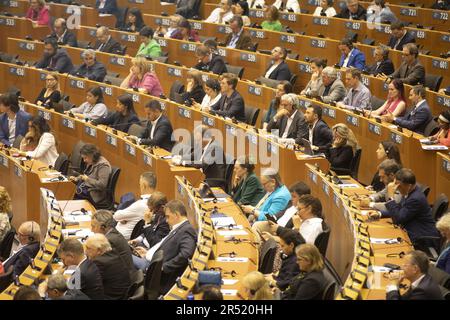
[[48, 18, 78, 47], [94, 26, 121, 54], [4, 221, 41, 276]]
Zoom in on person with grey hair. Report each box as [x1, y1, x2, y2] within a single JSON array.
[[436, 213, 450, 274], [91, 210, 135, 274], [382, 43, 425, 85], [71, 49, 107, 82], [241, 168, 291, 222], [85, 234, 131, 300], [48, 18, 78, 47], [114, 172, 157, 240], [366, 45, 394, 76], [39, 274, 90, 300], [337, 68, 371, 110], [335, 0, 367, 20], [94, 26, 121, 53], [205, 0, 234, 23], [317, 66, 346, 103], [267, 93, 308, 145]]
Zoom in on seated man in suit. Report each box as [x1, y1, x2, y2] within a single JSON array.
[[303, 105, 333, 153], [172, 125, 227, 187], [3, 221, 40, 277], [90, 210, 136, 275], [194, 44, 227, 75], [0, 93, 32, 146], [382, 85, 432, 134], [85, 234, 131, 300], [126, 100, 174, 151], [317, 67, 347, 103], [337, 68, 371, 110], [335, 0, 367, 20], [266, 93, 308, 145], [386, 250, 443, 300], [133, 200, 197, 295], [264, 46, 292, 81], [210, 73, 246, 122], [175, 0, 201, 19], [48, 18, 78, 47], [71, 49, 107, 82], [35, 38, 74, 74], [366, 45, 394, 76], [381, 43, 425, 85], [338, 38, 366, 71], [39, 274, 90, 300], [223, 15, 253, 51], [94, 26, 122, 54], [369, 168, 440, 249], [387, 21, 416, 51], [96, 0, 118, 15], [114, 171, 157, 240], [58, 239, 104, 300]]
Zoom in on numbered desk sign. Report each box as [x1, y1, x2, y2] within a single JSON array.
[[390, 132, 402, 144], [312, 17, 329, 26], [19, 42, 35, 51], [14, 164, 22, 178], [217, 25, 231, 34], [225, 124, 237, 136], [248, 85, 261, 96], [310, 39, 326, 48], [202, 115, 215, 127], [280, 34, 296, 44], [38, 110, 51, 121], [240, 52, 257, 63], [106, 134, 117, 147], [246, 132, 257, 145], [368, 123, 381, 136], [249, 9, 264, 18], [443, 159, 450, 173], [120, 33, 136, 43], [249, 29, 265, 39], [125, 143, 136, 156], [84, 125, 96, 137], [181, 43, 197, 52], [432, 59, 448, 70], [0, 17, 15, 26], [178, 107, 191, 119], [432, 11, 448, 21], [62, 118, 75, 129], [0, 155, 8, 168], [267, 141, 278, 155], [299, 62, 312, 73], [143, 153, 152, 167], [69, 79, 85, 89], [345, 21, 361, 30], [436, 95, 450, 108], [400, 8, 417, 17], [157, 38, 168, 47], [131, 94, 140, 103], [110, 56, 126, 66], [168, 67, 182, 77], [322, 182, 330, 196], [191, 21, 202, 30], [442, 34, 450, 43], [280, 13, 297, 22], [323, 107, 336, 119], [346, 115, 359, 127], [8, 67, 25, 77], [100, 86, 113, 97]]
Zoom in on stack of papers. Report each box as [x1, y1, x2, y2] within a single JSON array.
[[370, 237, 400, 245], [211, 215, 236, 228], [62, 228, 93, 239]]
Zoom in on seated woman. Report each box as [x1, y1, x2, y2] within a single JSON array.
[[370, 141, 402, 191], [19, 116, 59, 167], [35, 73, 61, 109], [300, 58, 327, 97], [429, 110, 450, 147], [261, 6, 283, 32], [70, 86, 108, 120], [328, 123, 358, 174], [241, 168, 291, 222], [171, 19, 200, 42], [313, 0, 337, 17], [0, 186, 12, 244], [262, 81, 292, 130], [129, 192, 170, 270], [192, 78, 222, 112], [122, 7, 145, 32], [69, 144, 112, 207], [181, 69, 205, 105], [231, 156, 265, 206], [281, 244, 327, 300], [233, 1, 251, 26], [436, 213, 450, 274], [241, 271, 273, 300], [136, 26, 162, 58], [273, 0, 301, 13], [120, 57, 164, 97], [371, 79, 406, 117], [26, 0, 50, 26], [92, 94, 139, 133]]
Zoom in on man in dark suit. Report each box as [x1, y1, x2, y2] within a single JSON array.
[[85, 234, 131, 300], [127, 100, 174, 151], [223, 15, 253, 51], [35, 38, 74, 74], [387, 21, 416, 51], [366, 45, 394, 76], [382, 85, 432, 134], [267, 93, 308, 145], [90, 210, 136, 275], [335, 0, 367, 20], [41, 274, 90, 300], [303, 105, 333, 153], [94, 26, 122, 54], [386, 250, 443, 300], [386, 43, 425, 85], [48, 18, 78, 47], [318, 67, 347, 103], [95, 0, 118, 15], [264, 47, 292, 81], [210, 73, 246, 122], [369, 169, 440, 248], [0, 93, 32, 146], [194, 44, 227, 75], [3, 221, 40, 277], [71, 49, 107, 82], [58, 239, 104, 300]]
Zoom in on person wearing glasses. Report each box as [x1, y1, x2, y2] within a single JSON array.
[[71, 49, 107, 82], [35, 72, 61, 109]]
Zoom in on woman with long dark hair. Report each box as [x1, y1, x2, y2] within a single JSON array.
[[92, 94, 139, 133], [123, 7, 145, 32], [70, 86, 108, 120], [370, 140, 402, 191], [372, 79, 406, 117]]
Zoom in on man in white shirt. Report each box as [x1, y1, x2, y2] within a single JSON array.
[[205, 0, 234, 23], [114, 172, 157, 240]]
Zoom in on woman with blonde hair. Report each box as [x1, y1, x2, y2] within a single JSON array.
[[282, 244, 327, 300], [241, 271, 273, 300], [120, 56, 163, 97], [0, 186, 12, 244], [35, 72, 61, 109], [436, 213, 450, 274], [181, 69, 205, 105], [328, 123, 358, 173]]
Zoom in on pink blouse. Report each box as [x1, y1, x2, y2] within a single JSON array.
[[128, 72, 163, 97], [379, 98, 405, 116], [26, 6, 50, 26]]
